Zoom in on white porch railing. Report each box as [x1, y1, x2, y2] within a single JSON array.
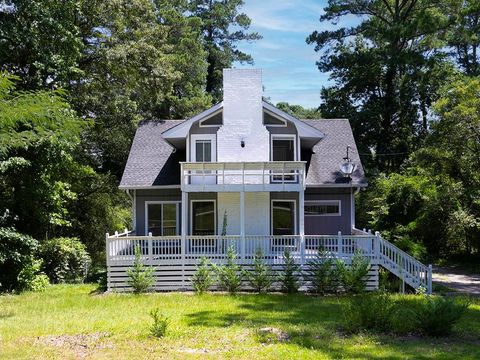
[[180, 161, 306, 192], [106, 231, 432, 293]]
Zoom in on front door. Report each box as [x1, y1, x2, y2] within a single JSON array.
[[190, 134, 216, 185]]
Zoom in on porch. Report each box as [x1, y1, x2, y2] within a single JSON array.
[[105, 230, 432, 293]]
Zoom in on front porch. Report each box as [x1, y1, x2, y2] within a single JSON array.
[[105, 230, 432, 293]]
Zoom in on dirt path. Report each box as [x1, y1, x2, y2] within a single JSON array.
[[433, 266, 480, 295]]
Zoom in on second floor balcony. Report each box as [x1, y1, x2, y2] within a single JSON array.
[[180, 161, 306, 192]]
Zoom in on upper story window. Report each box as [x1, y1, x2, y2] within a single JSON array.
[[271, 135, 297, 162]]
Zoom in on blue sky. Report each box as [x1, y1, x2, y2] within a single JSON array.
[[236, 0, 331, 108]]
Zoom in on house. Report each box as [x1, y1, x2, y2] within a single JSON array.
[[107, 69, 432, 293]]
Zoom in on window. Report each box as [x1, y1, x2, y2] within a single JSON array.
[[305, 201, 341, 216], [191, 201, 216, 235], [272, 200, 296, 235], [195, 140, 212, 162], [146, 202, 179, 236], [271, 136, 296, 182]]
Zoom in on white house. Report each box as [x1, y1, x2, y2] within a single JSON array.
[[106, 69, 432, 293]]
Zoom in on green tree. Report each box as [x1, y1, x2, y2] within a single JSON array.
[[275, 102, 320, 119], [307, 0, 454, 172], [0, 0, 83, 90], [188, 0, 261, 100]]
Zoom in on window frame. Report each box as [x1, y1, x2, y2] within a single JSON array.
[[304, 200, 342, 217], [144, 201, 181, 236], [190, 134, 216, 163], [270, 199, 297, 235], [190, 199, 217, 236]]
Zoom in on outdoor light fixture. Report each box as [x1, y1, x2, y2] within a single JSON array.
[[340, 145, 356, 179], [241, 139, 245, 148]]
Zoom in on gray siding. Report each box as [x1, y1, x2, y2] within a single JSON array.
[[304, 188, 353, 235]]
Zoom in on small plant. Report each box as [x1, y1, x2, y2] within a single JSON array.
[[191, 257, 214, 294], [280, 250, 300, 293], [336, 251, 370, 294], [149, 308, 169, 338], [342, 292, 399, 333], [305, 250, 337, 294], [415, 296, 470, 336], [244, 248, 275, 293], [214, 245, 242, 294], [17, 259, 49, 292], [127, 245, 155, 294]]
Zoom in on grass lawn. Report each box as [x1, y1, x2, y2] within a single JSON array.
[[0, 285, 479, 359]]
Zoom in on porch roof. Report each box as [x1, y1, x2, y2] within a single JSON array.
[[119, 118, 367, 189]]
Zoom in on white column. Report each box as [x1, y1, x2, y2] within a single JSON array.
[[299, 190, 305, 264], [181, 191, 187, 285], [240, 191, 245, 260]]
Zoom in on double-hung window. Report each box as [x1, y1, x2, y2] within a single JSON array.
[[146, 202, 180, 236]]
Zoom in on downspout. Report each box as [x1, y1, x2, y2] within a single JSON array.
[[125, 189, 136, 232], [351, 186, 361, 232]]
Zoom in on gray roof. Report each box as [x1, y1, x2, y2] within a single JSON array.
[[302, 119, 367, 187], [119, 118, 367, 188]]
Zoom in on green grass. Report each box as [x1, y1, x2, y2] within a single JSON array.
[[0, 285, 479, 359]]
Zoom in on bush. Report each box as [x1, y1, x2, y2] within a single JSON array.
[[127, 246, 155, 294], [39, 237, 91, 283], [191, 257, 214, 294], [305, 250, 337, 294], [415, 296, 470, 336], [280, 250, 301, 293], [342, 292, 399, 333], [244, 248, 275, 293], [336, 251, 371, 294], [214, 245, 242, 294], [149, 308, 169, 338], [17, 259, 50, 292], [0, 227, 40, 292]]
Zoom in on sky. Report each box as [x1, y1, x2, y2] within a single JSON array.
[[236, 0, 332, 108]]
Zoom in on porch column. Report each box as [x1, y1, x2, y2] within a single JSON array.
[[181, 191, 187, 285], [240, 191, 245, 260], [299, 190, 305, 264]]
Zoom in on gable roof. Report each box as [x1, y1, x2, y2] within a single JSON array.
[[120, 118, 367, 189]]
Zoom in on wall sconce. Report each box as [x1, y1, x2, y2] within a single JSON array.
[[241, 139, 245, 148]]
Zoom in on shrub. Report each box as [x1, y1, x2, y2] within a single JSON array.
[[280, 250, 300, 293], [149, 308, 169, 338], [39, 237, 91, 283], [244, 248, 275, 293], [214, 245, 242, 294], [191, 257, 214, 294], [305, 250, 337, 294], [127, 246, 155, 294], [342, 292, 400, 334], [415, 296, 470, 336], [337, 251, 370, 294], [17, 259, 50, 292], [0, 227, 40, 292]]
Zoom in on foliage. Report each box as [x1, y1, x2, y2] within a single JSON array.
[[336, 252, 370, 294], [213, 245, 242, 294], [275, 102, 320, 119], [17, 259, 50, 292], [343, 292, 399, 334], [0, 227, 40, 292], [280, 250, 301, 294], [126, 246, 155, 294], [244, 248, 275, 293], [191, 257, 215, 294], [149, 308, 169, 338], [188, 0, 261, 100], [415, 296, 470, 336], [305, 250, 337, 294], [39, 237, 91, 283]]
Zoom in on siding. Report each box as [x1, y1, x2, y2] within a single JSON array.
[[304, 188, 353, 235]]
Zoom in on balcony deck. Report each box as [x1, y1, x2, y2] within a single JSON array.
[[180, 161, 306, 192]]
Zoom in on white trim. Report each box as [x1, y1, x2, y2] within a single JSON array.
[[145, 201, 181, 236], [199, 108, 223, 127], [119, 185, 181, 190], [305, 184, 368, 188], [271, 199, 297, 235], [304, 200, 341, 217], [189, 199, 217, 235], [190, 134, 217, 162], [263, 108, 287, 127], [270, 134, 297, 161]]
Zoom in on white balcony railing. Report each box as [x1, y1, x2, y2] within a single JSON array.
[[180, 161, 306, 192]]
